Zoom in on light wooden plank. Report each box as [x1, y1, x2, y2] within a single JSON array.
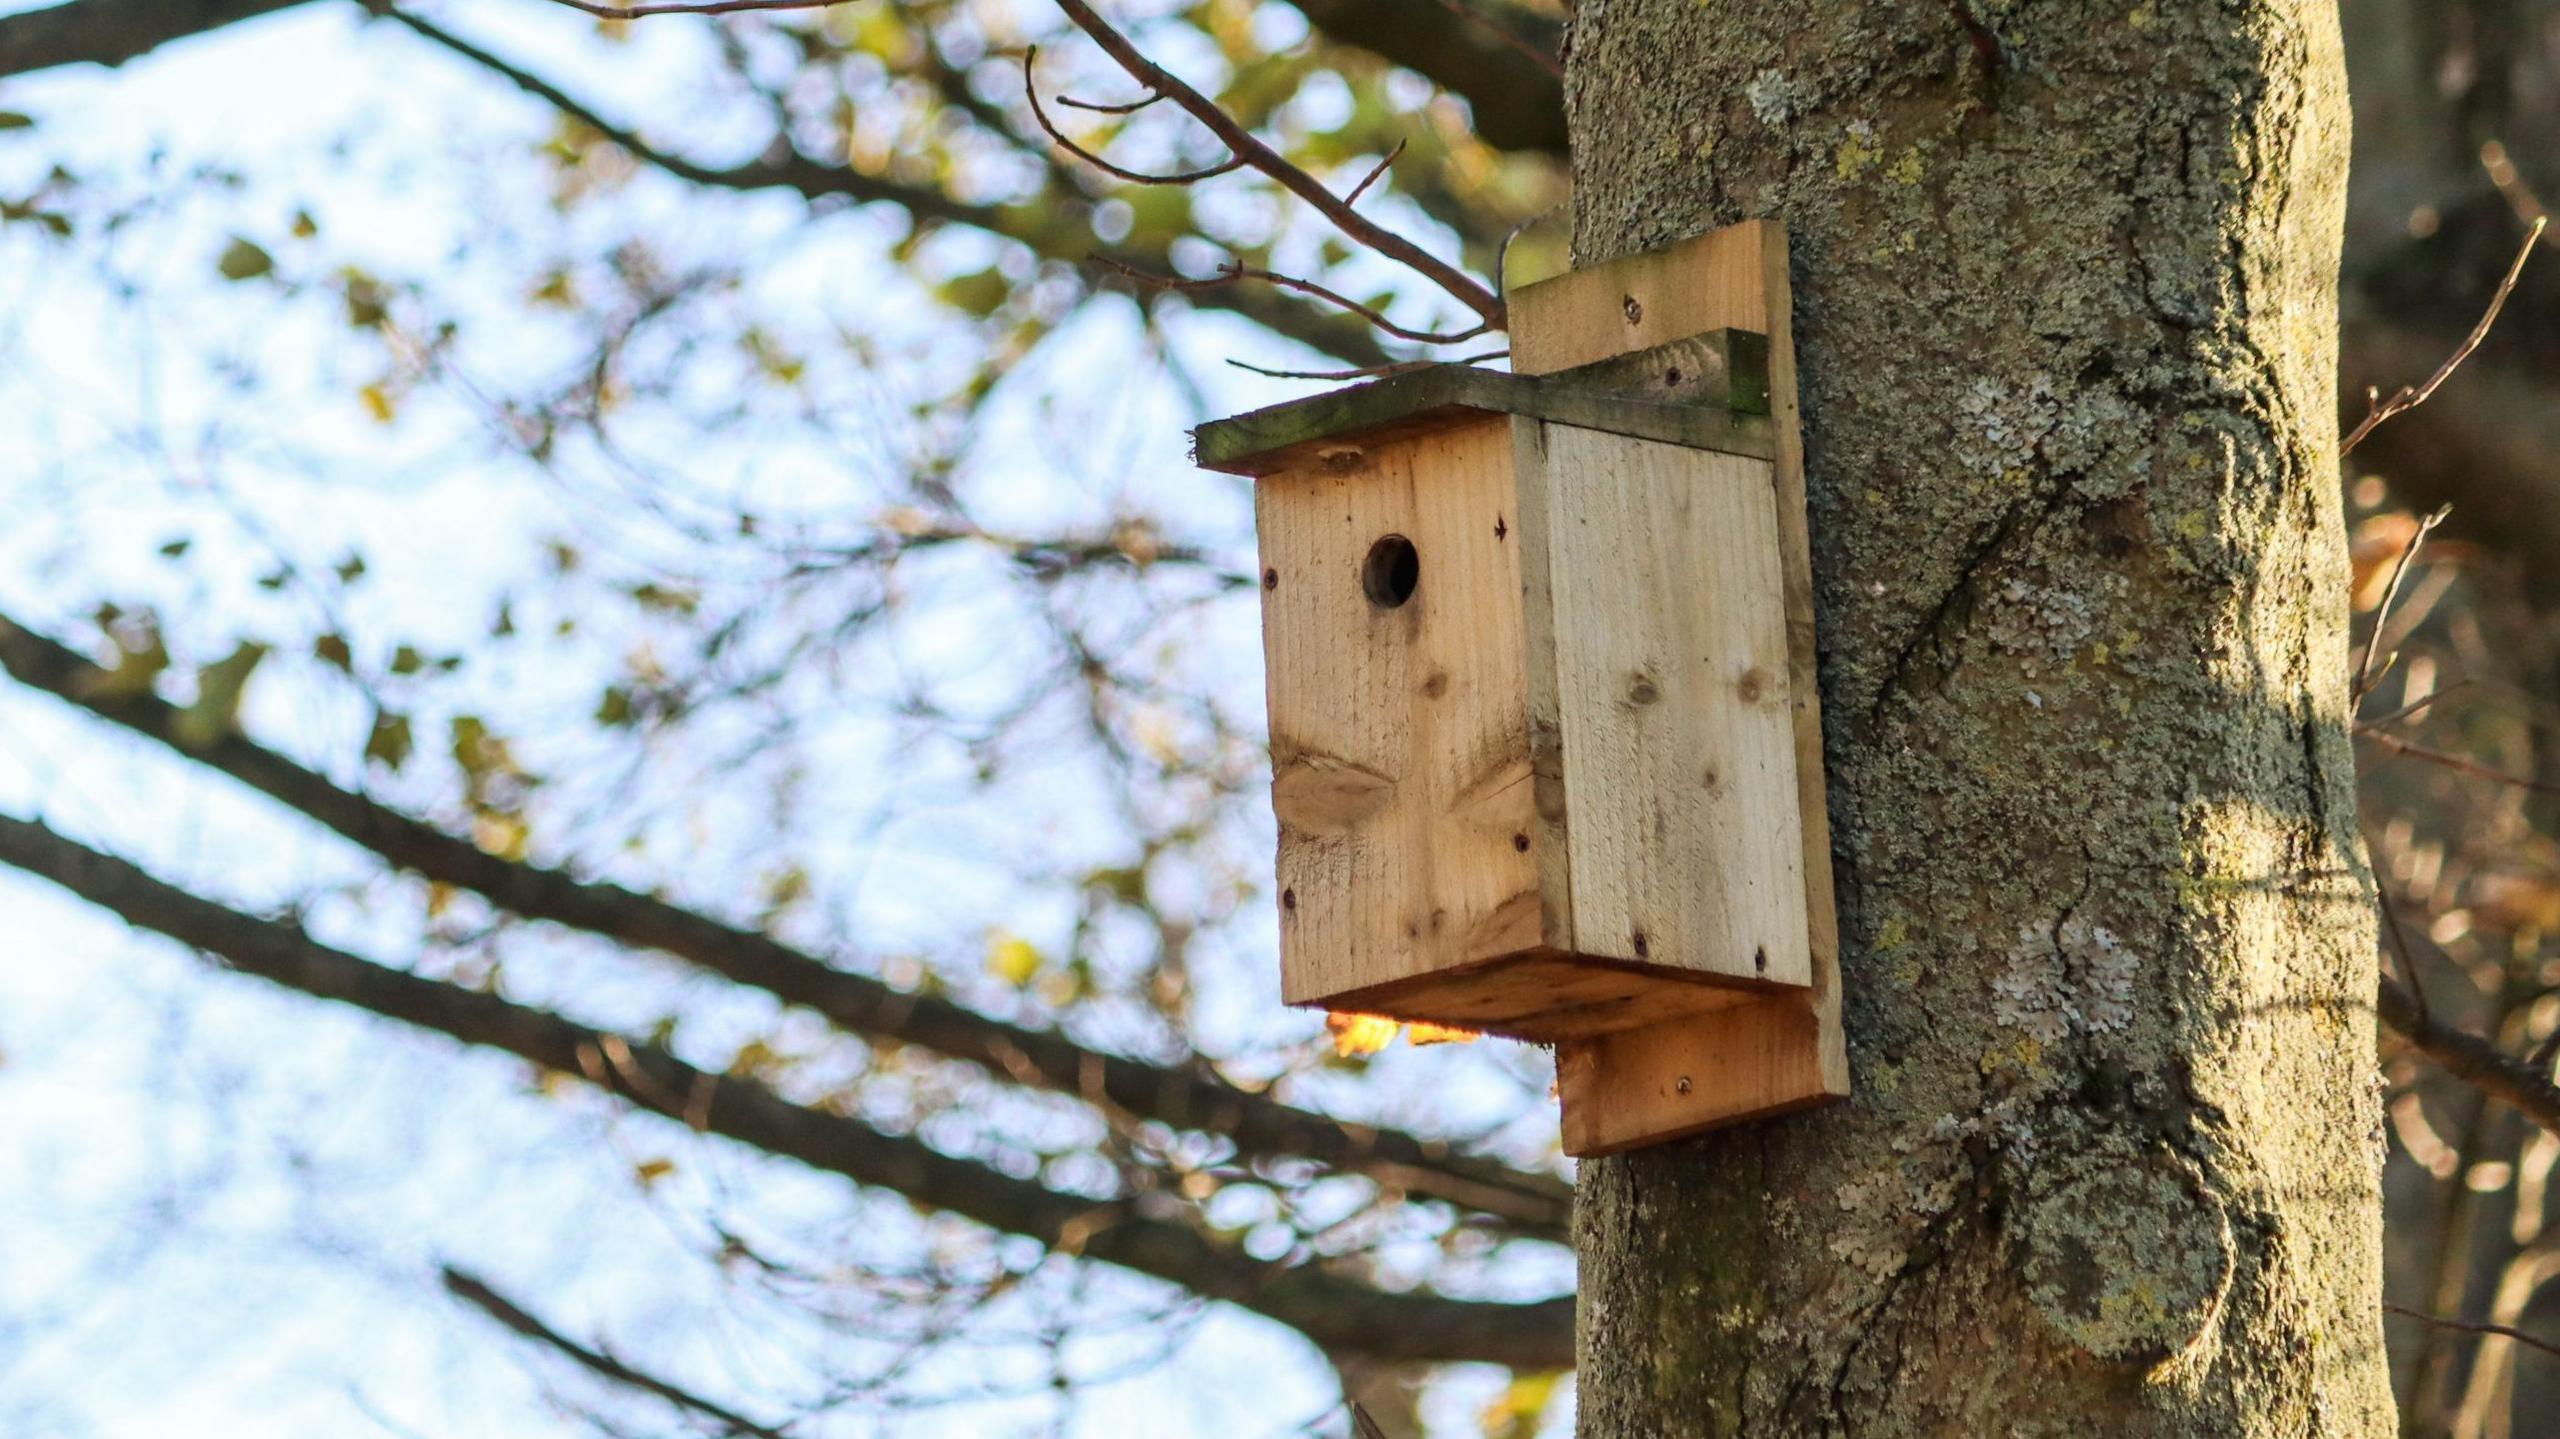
[[1556, 996, 1834, 1156], [1519, 220, 1851, 1145], [1258, 415, 1548, 1010], [1510, 221, 1776, 374], [1520, 424, 1810, 988]]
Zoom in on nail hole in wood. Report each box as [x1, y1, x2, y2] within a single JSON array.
[[1262, 567, 1279, 590], [1754, 946, 1768, 973], [1512, 832, 1531, 853], [1281, 888, 1297, 911], [1676, 1075, 1693, 1095], [1622, 294, 1643, 325], [1632, 931, 1650, 960], [1361, 534, 1419, 609]]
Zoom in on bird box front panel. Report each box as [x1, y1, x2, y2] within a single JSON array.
[[1254, 415, 1549, 1022]]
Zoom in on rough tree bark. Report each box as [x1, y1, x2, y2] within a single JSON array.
[[1565, 2, 2393, 1434]]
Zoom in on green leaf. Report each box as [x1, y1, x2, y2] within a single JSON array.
[[938, 268, 1010, 319], [312, 633, 353, 671], [365, 712, 413, 769], [626, 582, 698, 615], [216, 237, 274, 281], [594, 685, 635, 727], [156, 537, 191, 558], [79, 631, 170, 701], [172, 642, 269, 747], [0, 112, 34, 131], [389, 644, 425, 676]]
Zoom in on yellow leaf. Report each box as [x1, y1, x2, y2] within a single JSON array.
[[986, 931, 1041, 988], [1405, 1022, 1479, 1048], [1326, 1011, 1399, 1059], [359, 383, 396, 424], [471, 811, 529, 862], [1478, 1371, 1563, 1439], [633, 1157, 675, 1187]]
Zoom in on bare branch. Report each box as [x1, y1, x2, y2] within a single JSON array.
[[0, 0, 312, 81], [442, 1268, 786, 1438], [1424, 0, 1561, 81], [379, 6, 1397, 370], [1048, 0, 1504, 328], [542, 0, 839, 17], [1101, 257, 1495, 346], [2355, 504, 2449, 700], [2357, 680, 2468, 731], [2342, 216, 2546, 456], [2378, 975, 2560, 1144], [1057, 89, 1162, 115], [1023, 48, 1245, 186], [0, 613, 1570, 1234], [2354, 725, 2560, 797], [1340, 140, 1407, 208], [0, 812, 1576, 1368], [2384, 1302, 2560, 1365], [1226, 350, 1506, 382]]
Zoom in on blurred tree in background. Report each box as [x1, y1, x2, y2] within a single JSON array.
[[0, 0, 2553, 1433]]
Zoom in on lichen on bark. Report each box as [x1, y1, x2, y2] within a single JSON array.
[[1563, 1, 2391, 1433]]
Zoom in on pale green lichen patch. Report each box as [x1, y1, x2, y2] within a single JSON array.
[[2013, 1147, 2235, 1372]]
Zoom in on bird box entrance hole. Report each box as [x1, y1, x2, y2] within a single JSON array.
[[1196, 220, 1848, 1155], [1360, 534, 1420, 609]]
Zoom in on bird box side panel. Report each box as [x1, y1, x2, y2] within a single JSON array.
[[1254, 417, 1548, 1011], [1517, 421, 1813, 989]]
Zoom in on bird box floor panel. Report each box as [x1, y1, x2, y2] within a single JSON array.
[[1308, 948, 1776, 1043]]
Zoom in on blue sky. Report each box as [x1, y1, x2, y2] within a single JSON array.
[[0, 2, 1569, 1434]]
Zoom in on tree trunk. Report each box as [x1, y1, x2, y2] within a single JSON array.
[[1564, 3, 2393, 1433]]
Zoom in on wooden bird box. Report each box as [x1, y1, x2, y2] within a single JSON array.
[[1196, 221, 1846, 1154]]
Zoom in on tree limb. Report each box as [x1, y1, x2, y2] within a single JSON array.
[[0, 811, 1576, 1368], [0, 0, 307, 79], [0, 613, 1570, 1234], [1284, 0, 1562, 154], [1048, 0, 1503, 329], [2379, 973, 2560, 1142]]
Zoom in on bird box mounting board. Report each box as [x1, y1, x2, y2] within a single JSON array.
[[1196, 220, 1846, 1156]]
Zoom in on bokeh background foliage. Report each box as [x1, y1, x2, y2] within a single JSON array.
[[0, 0, 2555, 1434]]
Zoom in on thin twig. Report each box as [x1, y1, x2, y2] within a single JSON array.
[[1049, 0, 1504, 327], [1023, 48, 1245, 185], [1100, 256, 1496, 345], [543, 0, 834, 18], [2358, 679, 2469, 730], [1226, 349, 1507, 382], [441, 1268, 789, 1438], [2342, 216, 2546, 456], [2355, 726, 2560, 796], [1058, 89, 1162, 115], [2378, 884, 2430, 1031], [2355, 505, 2450, 700], [2383, 1302, 2560, 1365], [1341, 139, 1407, 208], [1425, 0, 1563, 80], [1494, 204, 1560, 300]]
